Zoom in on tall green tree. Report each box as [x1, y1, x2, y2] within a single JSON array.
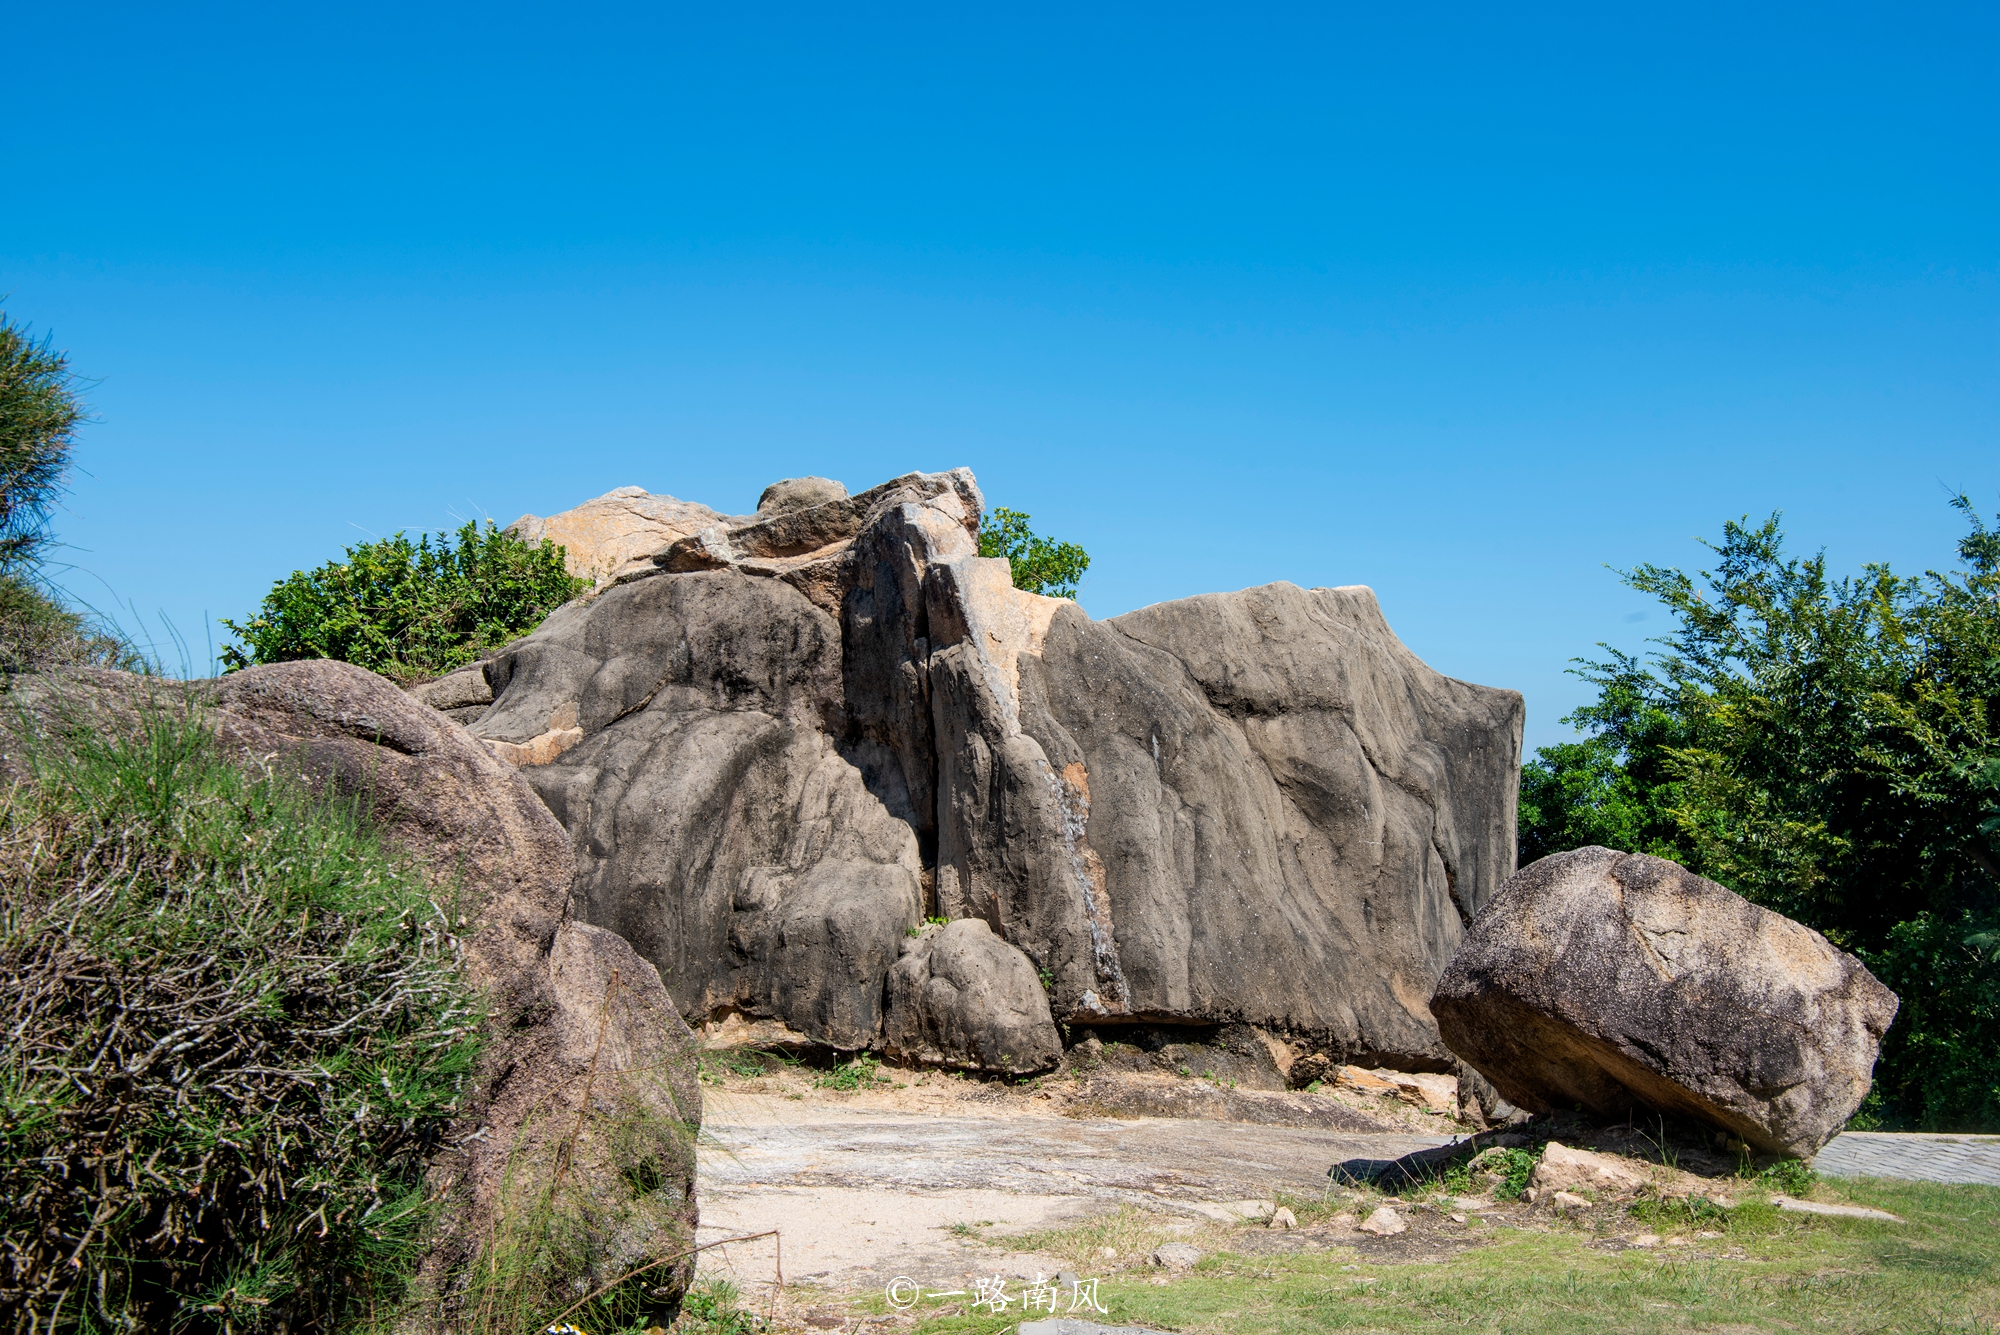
[[978, 506, 1091, 599], [221, 522, 585, 681], [0, 310, 80, 576], [1522, 501, 2000, 1130], [0, 309, 131, 671]]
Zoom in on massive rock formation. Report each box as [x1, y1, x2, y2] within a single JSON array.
[[463, 468, 1524, 1071], [1431, 846, 1899, 1158]]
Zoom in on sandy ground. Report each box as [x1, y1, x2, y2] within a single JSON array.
[[692, 1084, 1451, 1298]]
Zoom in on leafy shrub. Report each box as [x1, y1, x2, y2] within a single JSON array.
[[1755, 1158, 1817, 1195], [1487, 1146, 1541, 1200], [1520, 500, 2000, 1130], [676, 1276, 763, 1335], [0, 693, 481, 1334], [221, 521, 585, 681], [813, 1054, 890, 1091], [978, 506, 1090, 599]]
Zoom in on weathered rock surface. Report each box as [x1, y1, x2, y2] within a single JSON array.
[[884, 918, 1062, 1073], [473, 563, 925, 1050], [1432, 846, 1899, 1157], [204, 662, 703, 1318], [467, 466, 1523, 1072], [924, 563, 1523, 1064], [510, 485, 744, 589]]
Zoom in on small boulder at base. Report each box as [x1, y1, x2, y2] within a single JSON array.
[[883, 918, 1062, 1074], [1147, 1243, 1203, 1270], [1528, 1142, 1648, 1199], [1358, 1206, 1407, 1236], [1432, 847, 1899, 1158]]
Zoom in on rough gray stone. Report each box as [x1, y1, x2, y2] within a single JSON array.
[[474, 569, 921, 1049], [1147, 1243, 1203, 1270], [407, 661, 493, 713], [926, 562, 1523, 1066], [1432, 846, 1900, 1158], [884, 918, 1061, 1073]]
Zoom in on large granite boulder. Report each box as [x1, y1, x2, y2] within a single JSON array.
[[884, 918, 1063, 1073], [1431, 846, 1899, 1157], [465, 467, 1523, 1072], [205, 662, 703, 1319], [921, 559, 1523, 1066]]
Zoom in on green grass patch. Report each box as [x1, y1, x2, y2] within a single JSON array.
[[814, 1053, 892, 1092], [0, 688, 481, 1334], [894, 1178, 1999, 1334]]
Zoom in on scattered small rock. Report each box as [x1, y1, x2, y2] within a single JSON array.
[[1148, 1243, 1204, 1270], [1268, 1207, 1297, 1229], [1099, 1247, 1117, 1259], [1771, 1194, 1904, 1222], [1358, 1206, 1407, 1236], [1448, 1211, 1468, 1224], [1530, 1141, 1649, 1198], [1550, 1190, 1591, 1210]]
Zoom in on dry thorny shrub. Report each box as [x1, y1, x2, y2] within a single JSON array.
[[0, 697, 481, 1335]]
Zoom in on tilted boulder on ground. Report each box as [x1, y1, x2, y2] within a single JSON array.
[[467, 467, 1523, 1072], [1431, 846, 1899, 1158], [205, 661, 703, 1318], [884, 918, 1062, 1073]]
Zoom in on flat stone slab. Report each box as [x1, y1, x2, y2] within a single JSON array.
[[1814, 1132, 2000, 1187], [1021, 1322, 1173, 1335], [1772, 1194, 1904, 1222]]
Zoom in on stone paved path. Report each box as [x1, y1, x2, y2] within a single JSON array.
[[1814, 1131, 2000, 1186]]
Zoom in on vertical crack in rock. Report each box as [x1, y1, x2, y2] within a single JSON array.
[[1048, 759, 1128, 1013]]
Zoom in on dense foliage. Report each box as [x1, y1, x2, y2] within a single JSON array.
[[978, 506, 1091, 599], [220, 521, 584, 680], [1520, 501, 2000, 1130], [0, 311, 79, 576], [0, 695, 481, 1334], [0, 309, 132, 672]]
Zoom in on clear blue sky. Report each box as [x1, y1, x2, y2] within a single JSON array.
[[5, 2, 1994, 748]]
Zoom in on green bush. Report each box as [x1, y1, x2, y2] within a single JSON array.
[[0, 692, 481, 1334], [1520, 500, 2000, 1130], [978, 506, 1091, 599], [221, 521, 585, 681]]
